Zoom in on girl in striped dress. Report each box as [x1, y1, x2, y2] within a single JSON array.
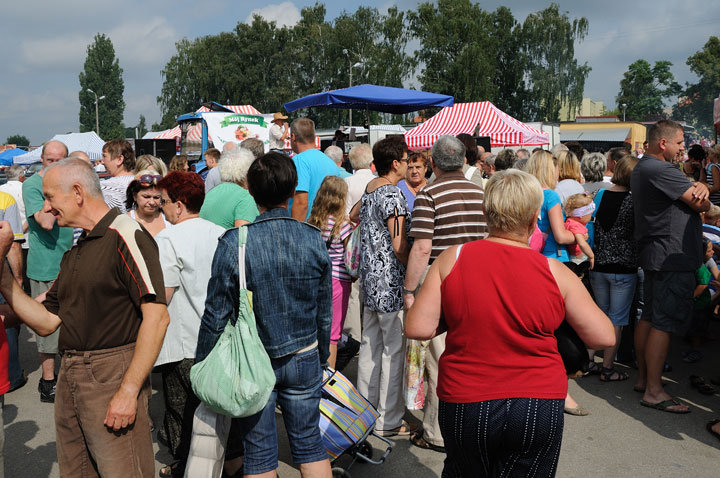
[[309, 176, 355, 369]]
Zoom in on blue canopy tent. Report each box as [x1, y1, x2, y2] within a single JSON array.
[[0, 149, 27, 166], [283, 84, 454, 114]]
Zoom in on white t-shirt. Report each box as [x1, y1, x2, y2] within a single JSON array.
[[344, 169, 376, 214], [554, 179, 584, 206], [154, 217, 226, 366]]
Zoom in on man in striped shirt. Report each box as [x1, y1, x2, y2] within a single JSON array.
[[403, 135, 486, 453]]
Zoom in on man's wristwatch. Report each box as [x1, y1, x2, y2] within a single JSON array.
[[402, 286, 418, 295]]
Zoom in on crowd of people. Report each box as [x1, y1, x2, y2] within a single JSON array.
[[0, 117, 715, 478]]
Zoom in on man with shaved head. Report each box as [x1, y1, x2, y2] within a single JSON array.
[[0, 158, 169, 475], [22, 140, 74, 402], [68, 150, 91, 163]]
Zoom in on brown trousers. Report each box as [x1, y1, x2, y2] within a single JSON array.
[[55, 343, 154, 477]]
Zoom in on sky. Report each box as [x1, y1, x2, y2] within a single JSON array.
[[1, 0, 717, 145]]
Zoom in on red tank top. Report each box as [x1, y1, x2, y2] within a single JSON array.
[[438, 240, 567, 403]]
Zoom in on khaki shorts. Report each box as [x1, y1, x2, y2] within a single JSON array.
[[30, 279, 59, 354]]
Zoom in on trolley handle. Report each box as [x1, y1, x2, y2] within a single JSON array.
[[354, 432, 393, 465]]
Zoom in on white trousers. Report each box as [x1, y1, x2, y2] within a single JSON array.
[[357, 308, 406, 431]]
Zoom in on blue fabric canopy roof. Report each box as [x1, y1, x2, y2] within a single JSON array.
[[0, 149, 27, 166], [284, 84, 454, 114]]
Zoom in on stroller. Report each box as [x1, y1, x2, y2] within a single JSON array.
[[319, 368, 393, 478]]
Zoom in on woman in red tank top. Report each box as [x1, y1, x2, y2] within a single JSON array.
[[405, 169, 614, 478]]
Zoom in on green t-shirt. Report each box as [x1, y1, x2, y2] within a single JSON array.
[[22, 173, 74, 281], [694, 264, 712, 310], [199, 182, 259, 230]]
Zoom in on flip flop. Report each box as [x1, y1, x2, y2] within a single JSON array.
[[706, 419, 720, 441], [640, 398, 690, 414], [376, 420, 418, 437]]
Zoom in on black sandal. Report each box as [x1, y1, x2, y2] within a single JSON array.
[[410, 431, 445, 453], [600, 367, 629, 382], [690, 375, 717, 395], [584, 361, 602, 375]]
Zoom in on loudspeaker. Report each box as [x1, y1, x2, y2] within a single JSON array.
[[134, 139, 177, 162]]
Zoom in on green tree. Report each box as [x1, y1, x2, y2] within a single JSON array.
[[487, 6, 529, 118], [409, 0, 495, 103], [124, 115, 148, 139], [521, 4, 590, 122], [6, 135, 30, 146], [616, 59, 681, 121], [78, 33, 125, 139], [674, 36, 720, 136]]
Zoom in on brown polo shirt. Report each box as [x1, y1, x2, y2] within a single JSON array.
[[410, 170, 487, 262], [44, 208, 166, 352]]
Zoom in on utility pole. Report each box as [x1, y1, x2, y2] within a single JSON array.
[[87, 88, 106, 136]]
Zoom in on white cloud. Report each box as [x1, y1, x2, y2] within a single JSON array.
[[20, 17, 178, 69], [245, 2, 301, 27]]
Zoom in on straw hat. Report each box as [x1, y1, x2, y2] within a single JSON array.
[[272, 112, 288, 123]]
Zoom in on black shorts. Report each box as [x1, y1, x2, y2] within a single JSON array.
[[641, 270, 695, 335]]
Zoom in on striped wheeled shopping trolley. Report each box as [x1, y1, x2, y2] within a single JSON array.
[[319, 368, 393, 478]]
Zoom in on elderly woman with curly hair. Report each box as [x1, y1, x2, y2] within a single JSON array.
[[405, 169, 614, 477], [198, 147, 259, 229], [581, 152, 610, 196]]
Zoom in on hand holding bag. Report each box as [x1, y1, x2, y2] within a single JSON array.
[[190, 226, 276, 418]]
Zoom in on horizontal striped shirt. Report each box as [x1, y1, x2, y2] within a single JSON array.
[[410, 170, 486, 261]]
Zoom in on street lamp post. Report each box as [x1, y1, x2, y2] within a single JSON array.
[[621, 103, 627, 122], [86, 88, 106, 136], [342, 49, 364, 127]]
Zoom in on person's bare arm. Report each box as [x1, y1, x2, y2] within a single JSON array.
[[548, 258, 615, 349], [680, 183, 711, 212], [104, 301, 170, 431], [7, 242, 22, 284], [388, 214, 409, 266], [22, 221, 28, 234], [165, 287, 175, 305], [548, 204, 575, 245], [33, 210, 56, 231], [710, 167, 720, 193], [234, 219, 250, 227], [349, 200, 361, 224], [693, 283, 708, 299], [405, 247, 455, 340], [290, 192, 309, 221], [403, 238, 432, 310], [574, 234, 594, 269]]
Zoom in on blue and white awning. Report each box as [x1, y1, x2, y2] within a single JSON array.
[[13, 132, 106, 165]]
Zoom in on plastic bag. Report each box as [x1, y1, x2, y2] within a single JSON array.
[[405, 339, 427, 410]]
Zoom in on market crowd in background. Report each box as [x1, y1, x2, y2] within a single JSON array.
[[0, 118, 718, 477]]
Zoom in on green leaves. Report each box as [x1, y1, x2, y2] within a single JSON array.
[[674, 36, 720, 136], [5, 135, 30, 147], [616, 59, 681, 121], [78, 33, 125, 140]]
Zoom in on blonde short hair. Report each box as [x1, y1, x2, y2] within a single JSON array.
[[526, 150, 557, 189], [565, 193, 592, 216], [556, 151, 581, 181], [484, 169, 544, 235], [706, 205, 720, 222]]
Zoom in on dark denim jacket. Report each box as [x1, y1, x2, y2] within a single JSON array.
[[196, 207, 332, 365]]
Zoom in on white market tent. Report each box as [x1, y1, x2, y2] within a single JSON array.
[[14, 132, 105, 165]]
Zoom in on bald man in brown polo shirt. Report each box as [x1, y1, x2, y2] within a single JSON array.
[[0, 158, 169, 477]]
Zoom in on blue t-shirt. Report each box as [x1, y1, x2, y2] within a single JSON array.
[[291, 149, 342, 219], [538, 189, 569, 262]]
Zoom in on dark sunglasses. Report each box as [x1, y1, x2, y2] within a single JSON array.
[[138, 174, 162, 187]]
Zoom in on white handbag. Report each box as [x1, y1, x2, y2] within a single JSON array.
[[183, 403, 232, 478]]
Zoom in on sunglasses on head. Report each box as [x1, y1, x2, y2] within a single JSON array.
[[138, 174, 162, 187]]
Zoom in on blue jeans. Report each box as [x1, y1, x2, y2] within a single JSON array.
[[590, 271, 638, 326], [235, 348, 327, 474]]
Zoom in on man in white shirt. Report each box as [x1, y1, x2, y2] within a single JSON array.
[[268, 112, 289, 152]]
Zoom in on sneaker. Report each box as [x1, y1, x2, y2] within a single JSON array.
[[335, 335, 361, 372], [39, 377, 56, 403]]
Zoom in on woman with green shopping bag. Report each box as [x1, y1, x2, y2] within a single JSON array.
[[196, 151, 333, 478]]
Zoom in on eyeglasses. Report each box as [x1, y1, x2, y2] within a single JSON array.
[[138, 174, 162, 187], [159, 198, 170, 206]]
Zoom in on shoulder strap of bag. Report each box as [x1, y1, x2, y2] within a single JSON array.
[[464, 166, 477, 180], [238, 226, 248, 290]]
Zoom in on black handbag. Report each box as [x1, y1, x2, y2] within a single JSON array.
[[555, 320, 586, 375]]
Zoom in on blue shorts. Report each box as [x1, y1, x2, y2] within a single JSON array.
[[589, 271, 638, 326], [235, 348, 327, 474]]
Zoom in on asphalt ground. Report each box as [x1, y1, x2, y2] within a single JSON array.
[[5, 321, 720, 478]]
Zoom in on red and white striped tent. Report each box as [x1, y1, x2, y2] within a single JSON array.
[[405, 102, 549, 148], [153, 126, 181, 139]]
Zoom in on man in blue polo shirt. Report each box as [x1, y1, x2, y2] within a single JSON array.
[[289, 118, 341, 220]]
